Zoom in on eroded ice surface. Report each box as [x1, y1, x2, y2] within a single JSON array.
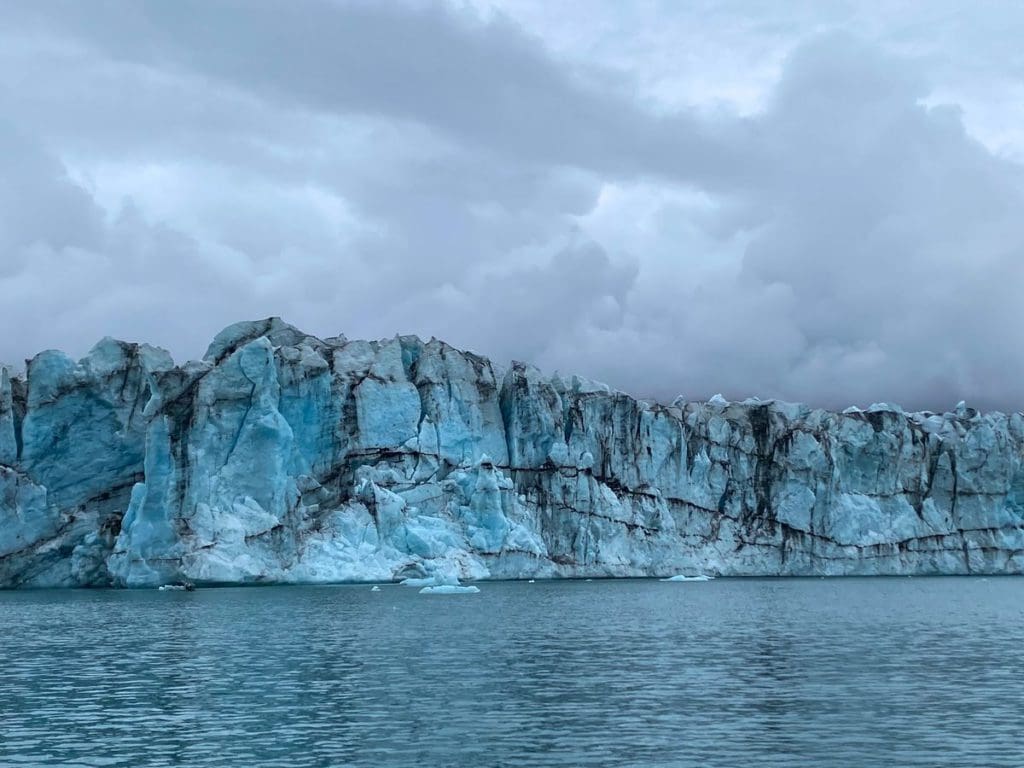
[[3, 318, 1024, 587]]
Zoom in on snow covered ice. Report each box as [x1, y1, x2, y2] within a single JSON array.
[[3, 317, 1024, 587]]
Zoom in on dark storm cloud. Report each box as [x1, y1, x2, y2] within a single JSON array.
[[5, 0, 743, 183], [0, 2, 1022, 412]]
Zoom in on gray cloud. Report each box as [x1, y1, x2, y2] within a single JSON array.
[[0, 2, 1022, 412], [5, 0, 742, 183], [544, 36, 1024, 410]]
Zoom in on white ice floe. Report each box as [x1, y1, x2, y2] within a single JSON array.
[[419, 585, 480, 594]]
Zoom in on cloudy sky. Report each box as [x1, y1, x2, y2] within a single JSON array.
[[2, 1, 1024, 410]]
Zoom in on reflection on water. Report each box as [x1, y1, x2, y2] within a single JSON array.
[[1, 577, 1022, 767]]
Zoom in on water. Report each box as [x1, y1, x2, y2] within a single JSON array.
[[1, 577, 1022, 767]]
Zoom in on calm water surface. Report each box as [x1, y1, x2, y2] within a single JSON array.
[[1, 577, 1022, 767]]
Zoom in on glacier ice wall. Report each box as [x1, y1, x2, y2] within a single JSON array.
[[3, 318, 1024, 587]]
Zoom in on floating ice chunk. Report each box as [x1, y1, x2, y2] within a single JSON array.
[[370, 585, 381, 591], [157, 582, 195, 591], [708, 393, 729, 406], [660, 574, 714, 582], [527, 579, 536, 583], [842, 405, 862, 414], [419, 585, 480, 594]]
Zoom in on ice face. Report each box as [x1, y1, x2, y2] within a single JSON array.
[[3, 317, 1024, 587]]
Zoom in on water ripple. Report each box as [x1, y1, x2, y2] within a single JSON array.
[[1, 578, 1022, 767]]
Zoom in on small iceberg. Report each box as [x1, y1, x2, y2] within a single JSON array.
[[370, 585, 381, 592], [157, 582, 195, 591], [660, 574, 714, 582], [419, 585, 480, 595]]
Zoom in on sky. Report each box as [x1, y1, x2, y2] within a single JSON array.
[[2, 0, 1024, 411]]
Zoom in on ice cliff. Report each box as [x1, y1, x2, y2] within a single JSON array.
[[3, 318, 1024, 587]]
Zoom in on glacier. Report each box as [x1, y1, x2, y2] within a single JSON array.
[[2, 317, 1024, 587]]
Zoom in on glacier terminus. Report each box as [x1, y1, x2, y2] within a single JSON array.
[[2, 318, 1024, 587]]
